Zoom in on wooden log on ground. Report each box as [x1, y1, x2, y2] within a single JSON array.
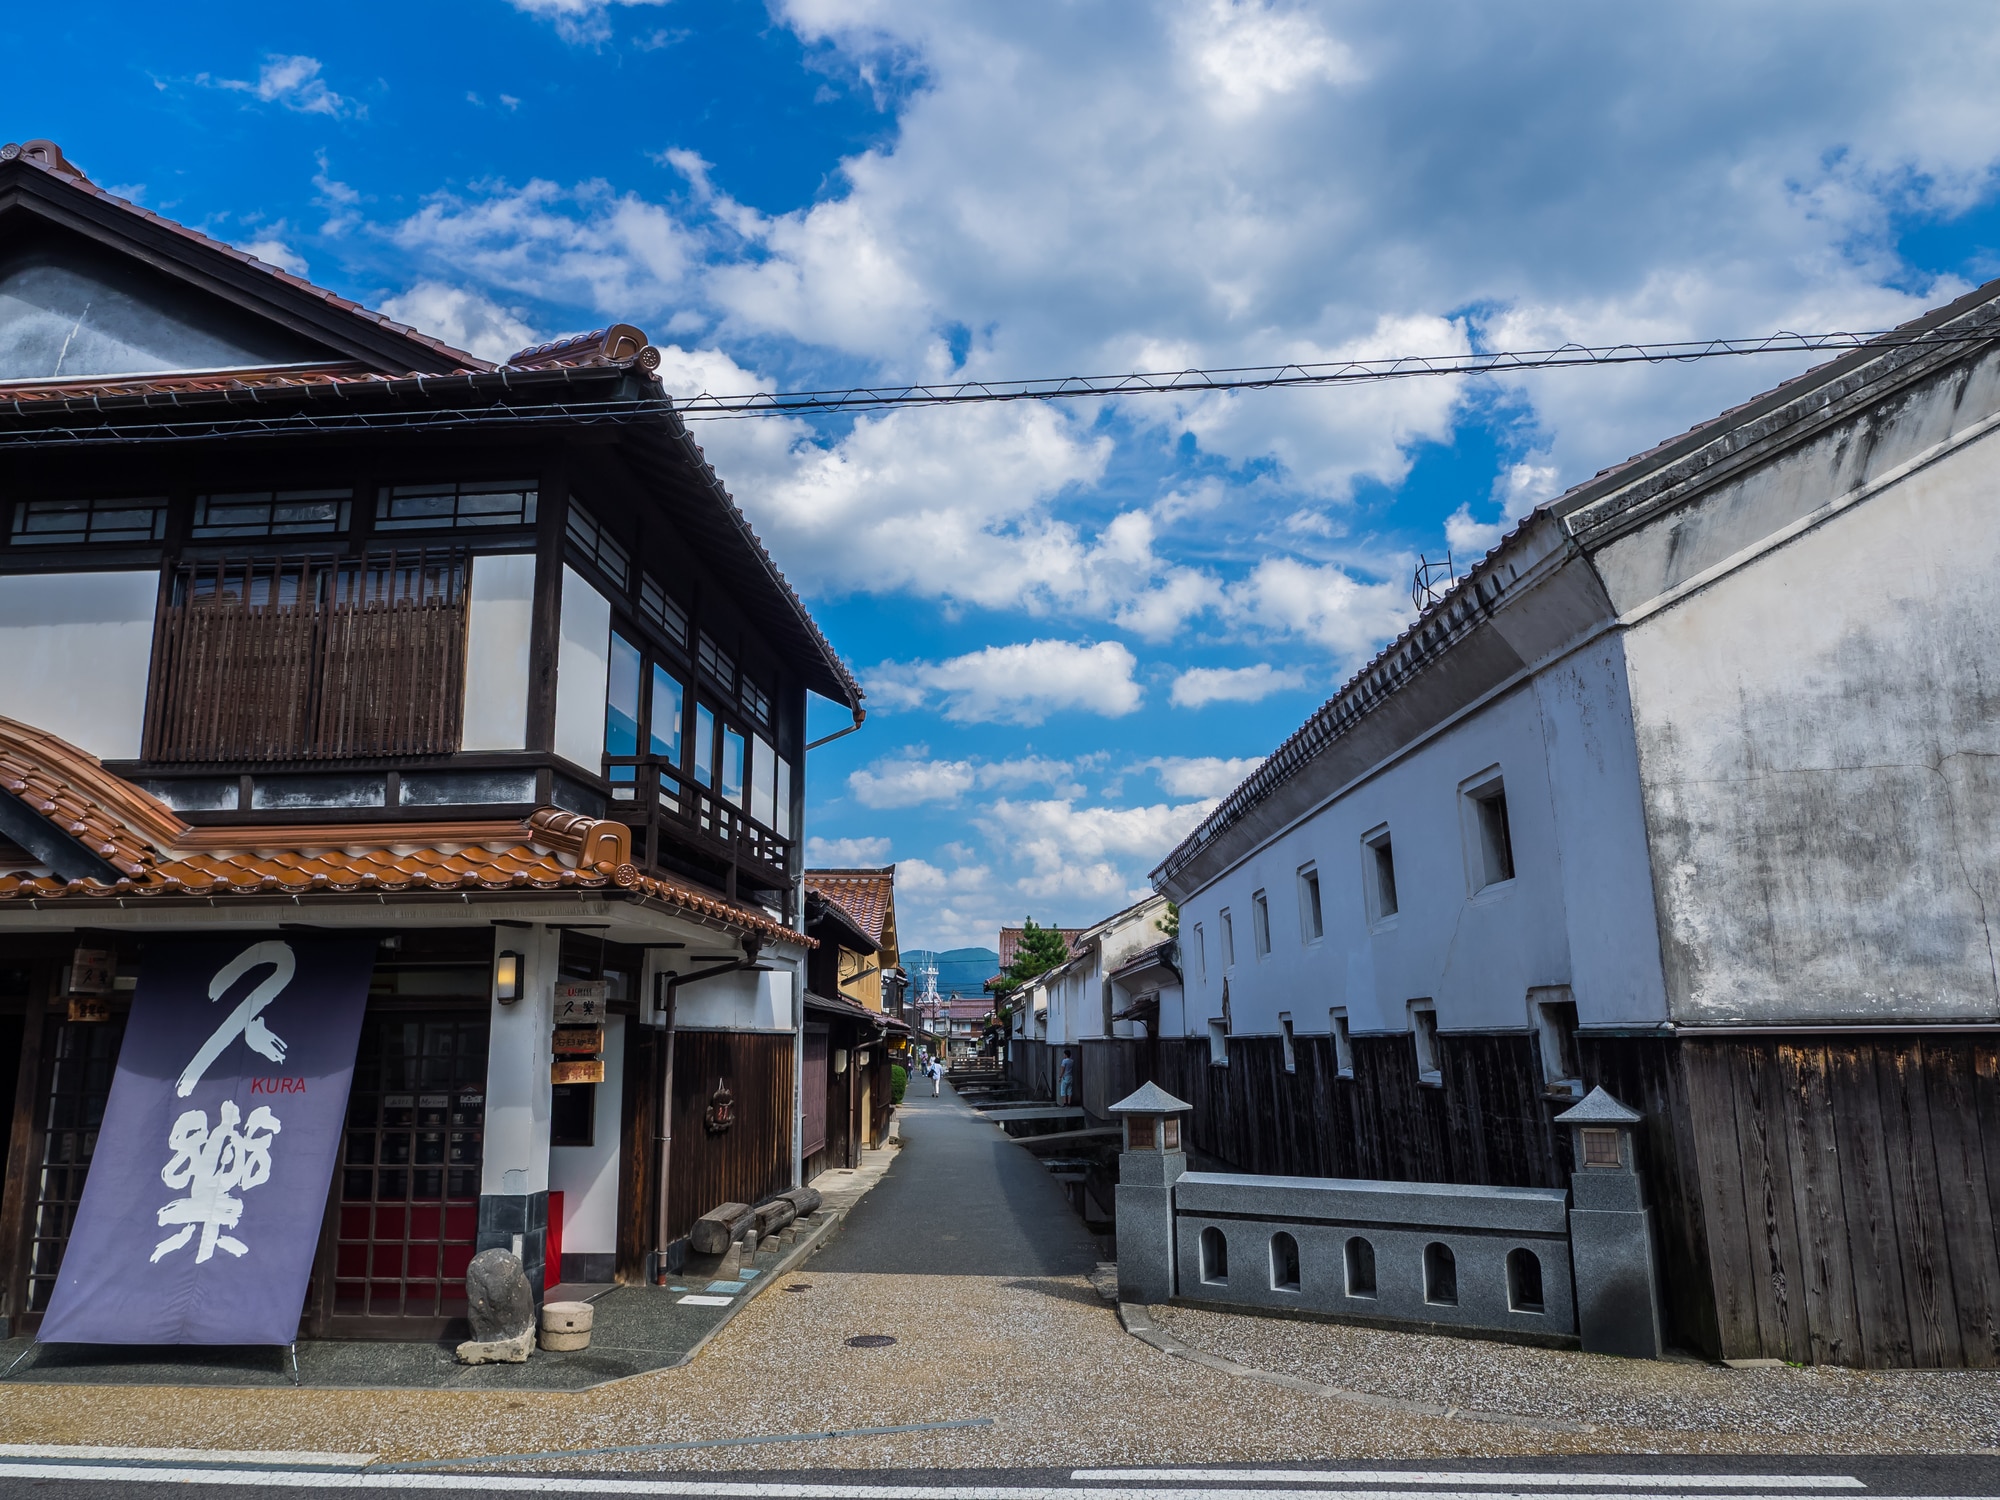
[[690, 1201, 754, 1255], [779, 1186, 823, 1217], [754, 1199, 797, 1238]]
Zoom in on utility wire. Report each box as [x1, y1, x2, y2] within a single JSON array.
[[671, 324, 1994, 420]]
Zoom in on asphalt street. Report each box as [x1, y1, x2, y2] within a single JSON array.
[[4, 1454, 2000, 1498]]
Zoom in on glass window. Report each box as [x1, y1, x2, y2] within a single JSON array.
[[775, 755, 792, 838], [720, 725, 745, 807], [697, 632, 735, 692], [193, 489, 350, 538], [11, 496, 166, 545], [605, 632, 641, 784], [693, 703, 716, 788], [375, 480, 537, 530], [639, 573, 688, 650], [648, 664, 683, 762], [742, 675, 771, 725], [751, 734, 776, 828], [565, 501, 629, 589]]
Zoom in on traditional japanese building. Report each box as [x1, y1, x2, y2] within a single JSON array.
[[1150, 272, 2000, 1368], [0, 139, 862, 1343]]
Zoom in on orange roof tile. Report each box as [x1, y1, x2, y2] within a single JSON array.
[[0, 719, 807, 946], [804, 868, 896, 947]]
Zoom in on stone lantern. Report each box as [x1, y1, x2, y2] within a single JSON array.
[[1109, 1081, 1191, 1304], [1554, 1085, 1663, 1358]]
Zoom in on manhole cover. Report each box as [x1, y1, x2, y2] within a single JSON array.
[[845, 1334, 897, 1348], [784, 1284, 813, 1293]]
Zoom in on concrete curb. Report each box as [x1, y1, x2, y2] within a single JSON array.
[[1114, 1302, 1593, 1434], [645, 1209, 849, 1379]]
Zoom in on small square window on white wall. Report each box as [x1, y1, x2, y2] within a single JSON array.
[[1530, 985, 1582, 1097], [1208, 1017, 1230, 1066], [1410, 1000, 1442, 1086], [1362, 824, 1398, 924], [1460, 766, 1516, 892], [1251, 890, 1271, 958], [1331, 1008, 1354, 1077], [1297, 864, 1323, 943]]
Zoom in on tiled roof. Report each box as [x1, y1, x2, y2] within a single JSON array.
[[0, 718, 806, 945], [2, 140, 489, 374], [805, 867, 896, 947], [996, 925, 1087, 971], [0, 362, 443, 403]]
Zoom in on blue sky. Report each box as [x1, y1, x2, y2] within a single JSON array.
[[14, 1, 2000, 948]]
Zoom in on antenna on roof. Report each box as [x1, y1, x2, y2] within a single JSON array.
[[1411, 550, 1460, 612]]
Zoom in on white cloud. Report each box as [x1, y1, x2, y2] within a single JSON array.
[[380, 282, 538, 364], [847, 752, 1081, 809], [508, 0, 669, 45], [1445, 462, 1561, 558], [1148, 755, 1265, 799], [1176, 0, 1365, 119], [804, 835, 893, 865], [977, 795, 1217, 903], [1222, 557, 1411, 664], [1170, 663, 1306, 709], [240, 238, 309, 277], [865, 640, 1142, 725], [206, 55, 354, 117]]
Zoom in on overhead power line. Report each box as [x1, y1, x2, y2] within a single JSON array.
[[672, 325, 1994, 420]]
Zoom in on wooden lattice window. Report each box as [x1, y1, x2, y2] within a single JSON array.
[[143, 550, 468, 762]]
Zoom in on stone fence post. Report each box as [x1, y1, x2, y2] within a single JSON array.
[[1110, 1082, 1191, 1304], [1556, 1086, 1665, 1359]]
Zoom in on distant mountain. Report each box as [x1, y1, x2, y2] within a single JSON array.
[[902, 947, 1000, 998]]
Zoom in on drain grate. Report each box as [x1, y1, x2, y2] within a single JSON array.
[[845, 1334, 897, 1348]]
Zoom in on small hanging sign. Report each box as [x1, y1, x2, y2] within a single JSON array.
[[66, 995, 112, 1023], [553, 980, 606, 1022], [553, 1057, 606, 1086], [69, 947, 117, 997], [552, 1024, 604, 1055], [704, 1078, 735, 1134]]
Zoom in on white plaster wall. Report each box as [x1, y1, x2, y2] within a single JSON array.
[[460, 553, 535, 752], [0, 570, 157, 758], [1172, 677, 1659, 1042], [549, 1016, 625, 1256], [1615, 422, 2000, 1023], [670, 966, 796, 1032], [553, 564, 611, 772], [482, 926, 558, 1199]]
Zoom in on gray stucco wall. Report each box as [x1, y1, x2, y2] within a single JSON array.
[[1601, 354, 2000, 1022]]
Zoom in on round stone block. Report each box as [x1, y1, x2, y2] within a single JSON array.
[[540, 1299, 594, 1351]]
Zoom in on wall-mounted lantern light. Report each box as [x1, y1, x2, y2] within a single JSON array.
[[832, 1048, 849, 1075], [496, 950, 523, 1004]]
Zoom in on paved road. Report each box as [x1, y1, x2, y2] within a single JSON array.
[[811, 1079, 1099, 1277], [6, 1454, 2000, 1497]]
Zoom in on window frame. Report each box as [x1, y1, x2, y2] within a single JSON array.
[[1460, 766, 1518, 895], [1251, 889, 1272, 959], [1409, 999, 1442, 1087], [1530, 985, 1582, 1097], [9, 494, 168, 547], [1279, 1010, 1296, 1073], [1219, 908, 1236, 970], [1330, 1007, 1354, 1078], [1362, 824, 1399, 926], [1297, 863, 1323, 944]]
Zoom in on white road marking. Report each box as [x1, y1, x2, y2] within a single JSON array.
[[1071, 1478, 1865, 1491], [0, 1446, 376, 1467], [0, 1470, 1959, 1500], [678, 1294, 735, 1305]]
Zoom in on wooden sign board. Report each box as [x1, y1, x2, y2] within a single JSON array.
[[552, 1058, 605, 1086], [552, 1024, 604, 1055], [69, 948, 116, 997], [66, 995, 112, 1023], [553, 980, 606, 1022]]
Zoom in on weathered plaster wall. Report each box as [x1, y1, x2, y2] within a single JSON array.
[[1611, 375, 2000, 1022]]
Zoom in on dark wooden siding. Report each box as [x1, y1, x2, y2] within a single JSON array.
[[1079, 1037, 1152, 1122], [1680, 1034, 2000, 1368], [801, 1025, 829, 1158], [1009, 1039, 1055, 1100], [665, 1031, 792, 1243]]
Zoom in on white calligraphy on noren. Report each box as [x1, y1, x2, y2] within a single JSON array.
[[153, 941, 296, 1264], [152, 1100, 282, 1263]]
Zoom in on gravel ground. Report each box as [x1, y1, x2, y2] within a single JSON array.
[[1151, 1303, 2000, 1453], [5, 1270, 1997, 1467]]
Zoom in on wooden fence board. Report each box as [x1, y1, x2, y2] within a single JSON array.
[[1682, 1041, 1764, 1356], [1921, 1040, 2000, 1366], [1877, 1042, 1960, 1367], [1828, 1045, 1915, 1367], [1731, 1040, 1810, 1362], [1776, 1042, 1864, 1367]]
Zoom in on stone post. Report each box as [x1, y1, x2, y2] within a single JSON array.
[[1556, 1086, 1664, 1359], [1109, 1082, 1192, 1304]]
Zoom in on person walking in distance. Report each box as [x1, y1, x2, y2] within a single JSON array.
[[929, 1056, 943, 1097]]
